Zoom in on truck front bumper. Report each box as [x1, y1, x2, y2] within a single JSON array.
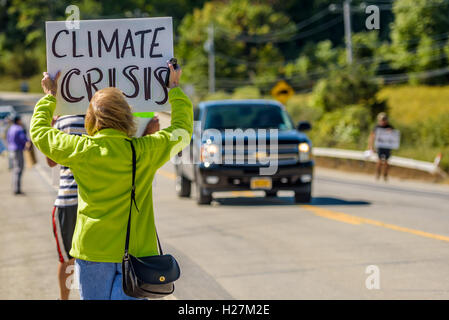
[[196, 162, 314, 193]]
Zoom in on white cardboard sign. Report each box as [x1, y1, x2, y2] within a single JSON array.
[[46, 17, 173, 115], [375, 128, 401, 150]]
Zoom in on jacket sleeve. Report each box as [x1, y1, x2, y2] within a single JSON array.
[[30, 94, 90, 167], [138, 87, 194, 169]]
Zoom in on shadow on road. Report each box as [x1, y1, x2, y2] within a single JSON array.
[[213, 196, 371, 207], [310, 197, 370, 206]]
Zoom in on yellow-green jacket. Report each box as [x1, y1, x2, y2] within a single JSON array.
[[30, 88, 193, 262]]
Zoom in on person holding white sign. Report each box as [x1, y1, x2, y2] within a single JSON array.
[[30, 62, 193, 300], [368, 112, 395, 181]]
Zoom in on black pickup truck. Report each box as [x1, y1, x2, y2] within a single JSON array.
[[174, 99, 314, 205]]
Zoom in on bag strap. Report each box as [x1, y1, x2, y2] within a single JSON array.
[[124, 139, 163, 256]]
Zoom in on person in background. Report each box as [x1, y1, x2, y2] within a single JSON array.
[[46, 114, 86, 300], [368, 112, 394, 181], [2, 117, 14, 169], [31, 63, 192, 300], [0, 117, 9, 155], [6, 115, 30, 195]]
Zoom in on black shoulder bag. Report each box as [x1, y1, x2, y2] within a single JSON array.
[[122, 139, 181, 299]]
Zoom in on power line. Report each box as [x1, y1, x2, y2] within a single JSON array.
[[214, 16, 341, 44], [211, 0, 449, 44], [205, 43, 449, 91], [352, 31, 449, 49], [212, 7, 332, 43], [212, 31, 449, 69], [378, 66, 449, 84]]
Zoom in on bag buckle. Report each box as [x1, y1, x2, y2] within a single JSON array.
[[123, 251, 130, 261], [131, 186, 136, 197]]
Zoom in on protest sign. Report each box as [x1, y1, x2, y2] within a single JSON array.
[[46, 17, 173, 115], [374, 128, 401, 150]]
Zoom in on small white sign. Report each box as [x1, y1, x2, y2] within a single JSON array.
[[46, 17, 173, 115], [375, 128, 400, 150]]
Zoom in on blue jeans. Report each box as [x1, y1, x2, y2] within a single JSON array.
[[75, 259, 140, 300]]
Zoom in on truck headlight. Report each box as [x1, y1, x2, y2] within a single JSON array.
[[298, 142, 310, 153], [298, 142, 311, 162], [200, 143, 220, 164]]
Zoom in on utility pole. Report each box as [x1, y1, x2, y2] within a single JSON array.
[[206, 23, 216, 93], [343, 0, 353, 64]]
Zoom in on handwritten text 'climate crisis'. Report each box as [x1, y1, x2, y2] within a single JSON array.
[[51, 27, 169, 104]]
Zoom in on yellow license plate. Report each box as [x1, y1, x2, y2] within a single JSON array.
[[250, 177, 272, 190]]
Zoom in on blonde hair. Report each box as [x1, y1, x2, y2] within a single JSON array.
[[85, 87, 136, 137], [377, 112, 388, 122]]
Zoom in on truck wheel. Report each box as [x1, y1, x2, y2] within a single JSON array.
[[265, 190, 277, 197], [196, 184, 212, 205], [176, 175, 191, 197], [294, 190, 312, 203]]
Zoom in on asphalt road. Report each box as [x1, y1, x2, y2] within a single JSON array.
[[1, 95, 449, 299], [152, 164, 449, 300]]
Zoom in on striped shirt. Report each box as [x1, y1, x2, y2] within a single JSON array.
[[54, 115, 86, 207]]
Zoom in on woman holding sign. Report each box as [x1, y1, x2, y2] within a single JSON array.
[[30, 63, 192, 300], [368, 112, 395, 181]]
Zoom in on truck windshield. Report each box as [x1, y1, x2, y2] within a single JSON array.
[[204, 104, 294, 131]]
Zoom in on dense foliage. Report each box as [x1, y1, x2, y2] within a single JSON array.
[[1, 0, 448, 171]]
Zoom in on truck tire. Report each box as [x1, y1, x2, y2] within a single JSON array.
[[294, 191, 311, 203], [196, 183, 212, 205], [294, 184, 312, 203], [265, 190, 277, 197], [176, 175, 191, 197]]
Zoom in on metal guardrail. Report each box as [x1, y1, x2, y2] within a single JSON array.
[[313, 147, 446, 176]]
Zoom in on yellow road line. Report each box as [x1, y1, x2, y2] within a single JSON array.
[[157, 169, 177, 180], [302, 205, 363, 225], [155, 170, 448, 243], [302, 205, 449, 243]]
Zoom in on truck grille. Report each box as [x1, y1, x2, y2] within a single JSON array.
[[221, 143, 299, 165]]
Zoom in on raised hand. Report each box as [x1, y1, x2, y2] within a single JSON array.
[[167, 62, 182, 88], [41, 71, 61, 96]]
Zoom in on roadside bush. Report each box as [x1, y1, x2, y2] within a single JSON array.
[[285, 94, 323, 123], [396, 113, 449, 171], [202, 86, 262, 101], [310, 65, 384, 116], [203, 91, 232, 101], [0, 73, 43, 92], [439, 147, 449, 173], [310, 104, 373, 149], [231, 86, 261, 99], [0, 46, 42, 78]]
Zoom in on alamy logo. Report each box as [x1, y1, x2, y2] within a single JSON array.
[[65, 5, 80, 30], [365, 265, 380, 290], [365, 5, 380, 30]]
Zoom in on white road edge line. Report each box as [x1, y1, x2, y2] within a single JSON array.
[[34, 164, 57, 191]]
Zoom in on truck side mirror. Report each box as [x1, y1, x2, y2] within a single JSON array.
[[297, 121, 311, 131]]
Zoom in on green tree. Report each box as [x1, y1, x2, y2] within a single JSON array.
[[311, 64, 384, 115], [176, 0, 295, 95], [388, 0, 449, 83], [284, 40, 343, 79], [0, 0, 207, 77]]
